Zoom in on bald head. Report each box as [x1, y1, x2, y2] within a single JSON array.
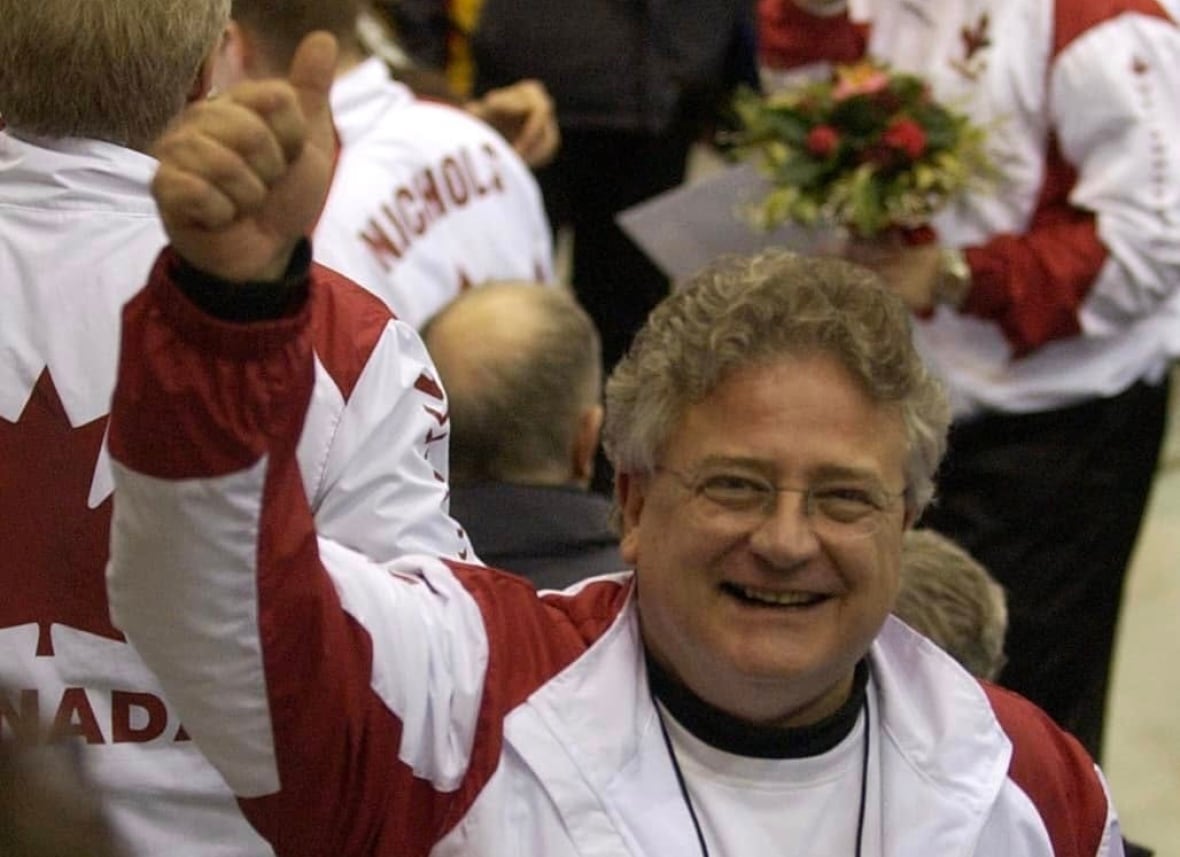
[[423, 283, 602, 486]]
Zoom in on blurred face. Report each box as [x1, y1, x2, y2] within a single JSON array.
[[619, 354, 912, 727]]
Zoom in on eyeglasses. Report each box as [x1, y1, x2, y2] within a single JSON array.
[[656, 465, 906, 540]]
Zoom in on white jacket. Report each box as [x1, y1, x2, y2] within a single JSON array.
[[0, 131, 471, 856], [107, 258, 1123, 857], [315, 58, 555, 329]]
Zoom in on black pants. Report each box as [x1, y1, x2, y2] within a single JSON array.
[[536, 123, 695, 373], [919, 378, 1170, 761]]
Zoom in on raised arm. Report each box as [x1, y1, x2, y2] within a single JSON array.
[[106, 33, 506, 852]]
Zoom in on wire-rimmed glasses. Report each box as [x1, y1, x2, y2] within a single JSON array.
[[656, 464, 905, 541]]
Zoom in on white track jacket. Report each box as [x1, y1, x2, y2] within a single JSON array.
[[315, 58, 555, 329], [0, 132, 470, 856]]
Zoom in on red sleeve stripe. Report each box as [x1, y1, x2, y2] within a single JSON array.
[[757, 0, 868, 68], [247, 452, 462, 855], [963, 136, 1106, 356]]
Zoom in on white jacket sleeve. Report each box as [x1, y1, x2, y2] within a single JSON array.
[[1052, 12, 1180, 334]]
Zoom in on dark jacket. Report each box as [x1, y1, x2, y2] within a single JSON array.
[[450, 482, 625, 590], [395, 0, 757, 133]]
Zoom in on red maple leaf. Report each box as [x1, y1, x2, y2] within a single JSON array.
[[0, 369, 124, 657], [960, 12, 991, 59]]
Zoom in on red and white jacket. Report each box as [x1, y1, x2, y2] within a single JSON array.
[[107, 256, 1124, 856], [0, 132, 470, 856], [759, 0, 1180, 416], [314, 58, 555, 329]]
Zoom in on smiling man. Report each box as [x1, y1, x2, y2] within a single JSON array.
[[106, 35, 1124, 856], [618, 353, 912, 730]]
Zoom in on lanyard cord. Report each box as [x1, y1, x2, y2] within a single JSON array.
[[652, 694, 872, 857], [854, 694, 870, 856], [655, 703, 712, 857]]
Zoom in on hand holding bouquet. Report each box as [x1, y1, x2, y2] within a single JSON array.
[[731, 61, 994, 238]]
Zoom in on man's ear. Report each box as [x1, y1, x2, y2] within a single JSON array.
[[206, 21, 256, 97], [571, 405, 604, 486], [187, 35, 223, 103], [903, 501, 919, 531], [616, 470, 648, 565]]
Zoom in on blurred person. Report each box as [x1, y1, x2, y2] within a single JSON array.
[[761, 0, 1180, 762], [0, 2, 472, 854], [356, 4, 561, 167], [392, 0, 759, 372], [104, 49, 1123, 853], [393, 0, 760, 496], [216, 0, 555, 329], [368, 0, 482, 97], [422, 282, 623, 588], [895, 529, 1008, 680], [0, 732, 125, 857]]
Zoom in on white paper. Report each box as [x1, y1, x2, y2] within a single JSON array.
[[615, 162, 841, 283]]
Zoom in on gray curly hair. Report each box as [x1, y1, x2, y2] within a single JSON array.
[[603, 250, 950, 514]]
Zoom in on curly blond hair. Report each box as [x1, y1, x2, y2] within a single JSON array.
[[603, 250, 950, 514]]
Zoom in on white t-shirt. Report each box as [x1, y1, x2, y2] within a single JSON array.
[[660, 699, 873, 856]]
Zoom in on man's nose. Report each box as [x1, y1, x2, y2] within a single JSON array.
[[747, 489, 821, 564]]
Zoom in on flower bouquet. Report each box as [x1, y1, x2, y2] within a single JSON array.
[[729, 61, 994, 238]]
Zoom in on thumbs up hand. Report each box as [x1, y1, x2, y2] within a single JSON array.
[[151, 32, 338, 282]]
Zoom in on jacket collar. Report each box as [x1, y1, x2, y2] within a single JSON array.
[[0, 131, 157, 214], [329, 56, 415, 146], [871, 617, 1012, 853], [507, 586, 1012, 854]]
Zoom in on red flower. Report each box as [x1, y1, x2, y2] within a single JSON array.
[[806, 124, 841, 158], [882, 117, 927, 160]]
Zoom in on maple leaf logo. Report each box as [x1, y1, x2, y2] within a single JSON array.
[[0, 370, 124, 657], [950, 12, 991, 81]]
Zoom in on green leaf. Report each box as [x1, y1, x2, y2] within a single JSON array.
[[847, 165, 886, 235], [774, 157, 829, 189], [764, 112, 811, 146], [830, 96, 886, 137]]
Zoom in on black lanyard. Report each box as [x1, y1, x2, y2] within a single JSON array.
[[651, 692, 871, 857]]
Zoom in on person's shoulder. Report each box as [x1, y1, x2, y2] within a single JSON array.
[[981, 682, 1112, 855], [309, 262, 391, 321], [535, 572, 635, 645], [396, 92, 506, 143], [1052, 0, 1176, 57], [441, 560, 635, 690]]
